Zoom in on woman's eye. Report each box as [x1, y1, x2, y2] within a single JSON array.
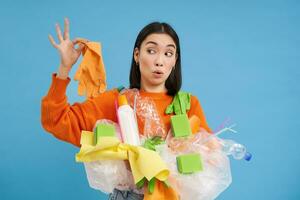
[[165, 52, 174, 57], [147, 49, 156, 54]]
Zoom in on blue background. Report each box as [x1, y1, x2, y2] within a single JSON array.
[[1, 0, 299, 199]]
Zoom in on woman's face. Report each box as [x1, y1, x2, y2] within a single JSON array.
[[134, 33, 177, 92]]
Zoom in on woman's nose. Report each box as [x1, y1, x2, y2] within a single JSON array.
[[155, 54, 164, 67]]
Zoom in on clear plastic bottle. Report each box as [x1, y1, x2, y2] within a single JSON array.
[[117, 95, 140, 146], [220, 139, 252, 161]]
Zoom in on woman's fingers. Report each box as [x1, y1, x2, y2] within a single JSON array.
[[75, 43, 85, 53], [48, 34, 58, 48], [72, 38, 81, 45], [63, 18, 70, 40], [55, 23, 64, 42], [72, 37, 90, 45]]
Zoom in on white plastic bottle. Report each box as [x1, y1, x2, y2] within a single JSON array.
[[117, 95, 140, 146]]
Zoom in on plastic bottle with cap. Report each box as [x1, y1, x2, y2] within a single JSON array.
[[220, 139, 252, 161], [117, 94, 140, 146]]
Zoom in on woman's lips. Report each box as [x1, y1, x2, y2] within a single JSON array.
[[152, 70, 164, 78]]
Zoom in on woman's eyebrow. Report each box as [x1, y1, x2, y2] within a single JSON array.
[[145, 41, 176, 49]]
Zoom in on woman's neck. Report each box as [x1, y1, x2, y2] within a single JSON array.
[[140, 83, 167, 93]]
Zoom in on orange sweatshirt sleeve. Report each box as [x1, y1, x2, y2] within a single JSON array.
[[41, 73, 119, 147], [188, 96, 212, 133]]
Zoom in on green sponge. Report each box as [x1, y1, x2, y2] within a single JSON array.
[[170, 114, 192, 138], [176, 153, 203, 174], [95, 124, 116, 144]]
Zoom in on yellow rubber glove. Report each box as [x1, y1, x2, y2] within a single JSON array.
[[74, 38, 106, 98]]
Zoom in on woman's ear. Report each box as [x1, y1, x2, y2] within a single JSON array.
[[134, 47, 139, 64]]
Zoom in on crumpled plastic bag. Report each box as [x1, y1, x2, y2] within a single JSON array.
[[84, 160, 136, 194], [83, 119, 138, 194], [155, 129, 232, 200], [121, 88, 167, 139]]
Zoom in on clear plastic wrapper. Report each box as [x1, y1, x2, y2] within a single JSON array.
[[155, 129, 232, 200], [85, 119, 139, 194], [121, 89, 167, 138], [84, 160, 136, 194]]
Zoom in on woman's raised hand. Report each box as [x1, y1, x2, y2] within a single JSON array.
[[48, 18, 86, 79]]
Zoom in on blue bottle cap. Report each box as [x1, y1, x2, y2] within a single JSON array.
[[244, 152, 252, 161]]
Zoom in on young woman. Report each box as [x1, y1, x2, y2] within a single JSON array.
[[42, 18, 211, 199]]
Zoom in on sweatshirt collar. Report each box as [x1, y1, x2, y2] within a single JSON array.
[[139, 89, 172, 100]]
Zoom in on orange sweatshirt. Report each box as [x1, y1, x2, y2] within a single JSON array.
[[41, 74, 211, 147]]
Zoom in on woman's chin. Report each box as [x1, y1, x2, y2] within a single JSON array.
[[141, 76, 167, 89], [149, 78, 166, 86]]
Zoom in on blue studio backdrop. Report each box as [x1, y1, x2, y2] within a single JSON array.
[[0, 1, 299, 199]]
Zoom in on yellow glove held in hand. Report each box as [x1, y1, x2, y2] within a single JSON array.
[[74, 38, 107, 98]]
